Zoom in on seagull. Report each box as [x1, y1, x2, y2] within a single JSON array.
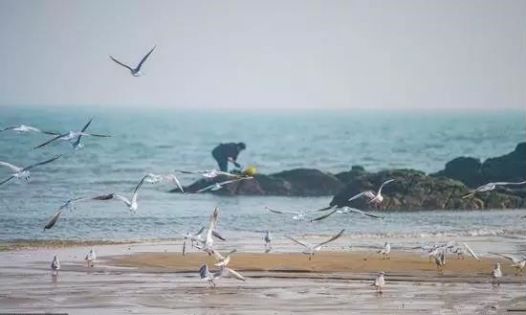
[[285, 229, 345, 260], [348, 179, 395, 206], [490, 253, 525, 276], [373, 271, 385, 294], [196, 177, 253, 193], [85, 249, 97, 268], [491, 262, 502, 285], [144, 173, 184, 193], [378, 242, 391, 260], [212, 249, 237, 267], [0, 124, 58, 135], [310, 206, 383, 222], [43, 193, 116, 230], [452, 246, 466, 260], [433, 250, 446, 272], [51, 256, 60, 275], [34, 118, 110, 150], [179, 226, 225, 255], [196, 207, 220, 254], [264, 231, 272, 253], [0, 155, 61, 186], [174, 169, 242, 179], [114, 175, 149, 215], [110, 46, 156, 77], [199, 264, 245, 288], [462, 181, 526, 198], [265, 207, 306, 221]]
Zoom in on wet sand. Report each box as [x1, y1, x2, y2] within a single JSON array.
[[0, 242, 525, 314]]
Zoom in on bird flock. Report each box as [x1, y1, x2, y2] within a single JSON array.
[[1, 47, 525, 292]]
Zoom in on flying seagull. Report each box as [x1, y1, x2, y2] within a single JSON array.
[[212, 249, 237, 267], [195, 207, 220, 254], [348, 179, 395, 206], [489, 253, 525, 276], [110, 46, 156, 77], [0, 125, 58, 135], [178, 226, 225, 255], [265, 207, 306, 221], [462, 181, 526, 198], [174, 169, 242, 179], [310, 206, 383, 222], [34, 118, 110, 150], [199, 264, 245, 288], [144, 173, 184, 193], [285, 229, 345, 260], [196, 177, 253, 193], [43, 193, 116, 230], [0, 155, 61, 186], [114, 175, 149, 215]]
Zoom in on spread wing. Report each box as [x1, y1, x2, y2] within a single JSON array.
[[44, 209, 63, 230], [461, 242, 479, 261], [194, 226, 205, 236], [23, 155, 61, 171], [0, 161, 22, 172], [378, 179, 395, 194], [196, 183, 218, 193], [495, 181, 526, 186], [136, 45, 156, 70], [164, 174, 184, 193], [285, 235, 310, 248], [110, 56, 133, 71], [131, 175, 148, 203], [212, 230, 226, 241], [310, 208, 339, 222], [316, 229, 345, 247], [34, 133, 67, 149], [224, 268, 245, 281], [348, 191, 375, 202], [199, 264, 210, 279], [489, 252, 522, 264], [0, 126, 16, 132], [346, 207, 384, 219], [0, 175, 15, 186], [114, 194, 131, 207]]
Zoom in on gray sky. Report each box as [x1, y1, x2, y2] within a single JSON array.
[[0, 0, 524, 110]]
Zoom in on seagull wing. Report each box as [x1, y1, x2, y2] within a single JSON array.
[[285, 235, 310, 248], [136, 45, 156, 71], [44, 209, 63, 230], [461, 242, 479, 261], [22, 155, 61, 172], [164, 174, 184, 193], [265, 207, 285, 214], [114, 194, 131, 207], [199, 264, 211, 279], [348, 191, 375, 202], [0, 161, 22, 172], [224, 268, 245, 281], [317, 205, 337, 212], [196, 183, 217, 193], [310, 208, 339, 222], [212, 230, 226, 241], [316, 229, 345, 247], [489, 253, 522, 264], [110, 56, 133, 71], [494, 181, 526, 186], [212, 249, 225, 261], [0, 175, 15, 186], [0, 126, 16, 132], [377, 179, 395, 194], [34, 133, 67, 149], [131, 175, 148, 203], [194, 226, 206, 236], [346, 207, 384, 219]]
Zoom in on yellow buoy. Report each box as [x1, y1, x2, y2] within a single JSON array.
[[244, 166, 257, 176]]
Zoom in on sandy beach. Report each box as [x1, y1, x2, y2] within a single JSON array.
[[0, 241, 525, 315]]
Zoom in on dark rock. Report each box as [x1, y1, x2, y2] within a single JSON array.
[[334, 165, 367, 184], [481, 142, 526, 183], [432, 157, 483, 188]]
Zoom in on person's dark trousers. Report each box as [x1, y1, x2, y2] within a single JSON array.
[[212, 149, 228, 172]]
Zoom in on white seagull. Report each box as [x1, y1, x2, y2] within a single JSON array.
[[491, 262, 502, 285], [144, 173, 184, 193], [174, 169, 242, 179], [199, 264, 245, 288], [85, 249, 97, 268], [373, 271, 385, 294], [490, 253, 525, 276], [51, 256, 60, 275], [114, 175, 149, 215], [43, 193, 116, 230], [348, 179, 395, 206], [196, 207, 220, 254], [310, 206, 383, 222], [110, 46, 156, 77], [433, 250, 446, 272], [462, 181, 526, 198], [196, 177, 253, 193], [34, 118, 110, 150], [378, 242, 391, 259], [264, 231, 272, 253], [265, 207, 306, 221], [285, 229, 345, 260], [213, 249, 237, 267], [0, 155, 61, 186], [0, 124, 58, 135]]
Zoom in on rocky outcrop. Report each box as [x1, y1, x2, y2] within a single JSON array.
[[330, 169, 524, 210], [178, 168, 344, 196], [433, 142, 526, 188]]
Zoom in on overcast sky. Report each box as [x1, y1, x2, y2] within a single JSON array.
[[0, 0, 524, 110]]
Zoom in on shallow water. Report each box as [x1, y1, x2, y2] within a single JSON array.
[[0, 106, 525, 246]]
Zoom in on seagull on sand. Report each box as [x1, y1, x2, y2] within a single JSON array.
[[34, 118, 110, 150], [378, 242, 391, 260], [373, 271, 385, 294], [265, 207, 306, 221], [489, 253, 525, 276], [85, 249, 97, 268], [462, 181, 526, 198], [0, 155, 61, 186], [51, 256, 60, 275], [285, 229, 345, 260], [264, 231, 272, 253], [310, 206, 383, 222], [0, 124, 58, 135], [491, 262, 502, 285], [199, 264, 245, 288], [144, 173, 184, 193], [113, 175, 149, 215], [196, 177, 253, 193], [348, 179, 395, 206], [43, 193, 116, 230], [110, 46, 156, 77], [212, 249, 237, 267], [433, 250, 446, 272]]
